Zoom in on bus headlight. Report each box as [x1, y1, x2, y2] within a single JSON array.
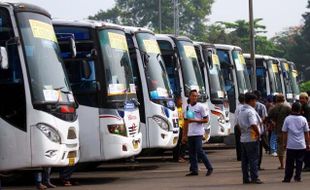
[[107, 124, 127, 137], [218, 114, 226, 124], [36, 123, 61, 144], [153, 116, 169, 131]]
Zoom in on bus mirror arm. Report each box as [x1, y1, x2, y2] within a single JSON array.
[[0, 47, 8, 70]]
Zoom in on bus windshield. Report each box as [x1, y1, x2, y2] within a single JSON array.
[[289, 64, 300, 95], [267, 60, 283, 94], [232, 51, 251, 94], [282, 62, 293, 94], [17, 12, 73, 104], [203, 50, 225, 100], [98, 29, 136, 97], [136, 33, 172, 99], [176, 40, 205, 97]]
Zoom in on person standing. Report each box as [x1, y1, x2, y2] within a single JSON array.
[[299, 92, 310, 171], [282, 102, 310, 183], [268, 94, 291, 169], [234, 94, 245, 161], [237, 93, 263, 184], [173, 96, 187, 163], [35, 167, 56, 190], [184, 90, 213, 176], [253, 90, 268, 170]]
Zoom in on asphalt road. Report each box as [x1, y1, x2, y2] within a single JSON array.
[[4, 148, 310, 190]]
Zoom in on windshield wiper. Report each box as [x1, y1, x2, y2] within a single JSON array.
[[54, 86, 70, 94]]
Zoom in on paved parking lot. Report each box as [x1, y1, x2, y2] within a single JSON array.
[[4, 148, 310, 190]]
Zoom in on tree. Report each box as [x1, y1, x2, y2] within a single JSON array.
[[207, 18, 279, 55], [271, 1, 310, 81], [89, 0, 214, 40]]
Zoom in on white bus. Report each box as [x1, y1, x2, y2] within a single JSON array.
[[156, 35, 211, 142], [279, 60, 300, 102], [53, 20, 142, 162], [194, 42, 231, 137], [123, 27, 179, 149], [0, 3, 79, 171], [244, 54, 284, 99], [215, 44, 252, 130], [278, 59, 294, 102]]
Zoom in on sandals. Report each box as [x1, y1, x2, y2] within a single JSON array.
[[62, 180, 72, 187]]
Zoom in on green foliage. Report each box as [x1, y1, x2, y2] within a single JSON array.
[[271, 1, 310, 81], [300, 81, 310, 92], [205, 19, 280, 55], [89, 0, 214, 39]]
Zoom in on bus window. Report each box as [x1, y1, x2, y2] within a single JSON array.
[[217, 49, 236, 112], [0, 8, 26, 131], [64, 59, 98, 107]]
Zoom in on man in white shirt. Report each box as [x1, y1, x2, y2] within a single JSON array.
[[184, 90, 213, 176], [234, 94, 245, 161], [237, 93, 263, 184]]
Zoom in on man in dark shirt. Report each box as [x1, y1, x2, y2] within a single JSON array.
[[299, 92, 310, 171], [268, 94, 291, 169]]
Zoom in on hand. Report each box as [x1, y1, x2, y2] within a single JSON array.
[[307, 145, 310, 151], [182, 136, 188, 144], [283, 144, 287, 150]]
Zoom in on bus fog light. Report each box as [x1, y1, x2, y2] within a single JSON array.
[[36, 123, 61, 143], [153, 116, 169, 131]]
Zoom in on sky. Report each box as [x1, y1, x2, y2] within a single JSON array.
[[5, 0, 308, 38]]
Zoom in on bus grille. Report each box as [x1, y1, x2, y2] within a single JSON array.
[[67, 128, 77, 139]]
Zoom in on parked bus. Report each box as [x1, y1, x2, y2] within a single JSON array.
[[0, 3, 79, 171], [215, 44, 251, 129], [244, 54, 284, 99], [194, 42, 231, 137], [278, 59, 296, 102], [123, 27, 179, 149], [53, 20, 142, 162], [156, 35, 211, 142], [289, 61, 301, 100]]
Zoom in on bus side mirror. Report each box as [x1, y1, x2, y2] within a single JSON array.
[[207, 50, 213, 68], [70, 37, 77, 58], [0, 47, 8, 70]]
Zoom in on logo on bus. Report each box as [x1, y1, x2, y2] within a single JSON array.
[[128, 115, 137, 120]]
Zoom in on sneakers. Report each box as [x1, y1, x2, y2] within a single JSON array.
[[251, 179, 263, 184], [36, 183, 47, 190], [44, 182, 56, 188], [271, 152, 278, 157]]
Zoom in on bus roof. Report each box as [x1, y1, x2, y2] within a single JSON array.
[[243, 54, 275, 60], [1, 2, 51, 18], [193, 41, 216, 49], [53, 19, 123, 31], [214, 44, 242, 51], [122, 26, 154, 35], [156, 34, 193, 43]]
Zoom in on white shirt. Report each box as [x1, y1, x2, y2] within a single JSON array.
[[282, 115, 310, 150], [234, 103, 244, 127], [185, 102, 209, 137], [237, 104, 261, 143]]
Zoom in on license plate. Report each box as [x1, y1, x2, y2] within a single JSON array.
[[69, 158, 75, 166], [173, 137, 178, 144], [133, 141, 139, 149]]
